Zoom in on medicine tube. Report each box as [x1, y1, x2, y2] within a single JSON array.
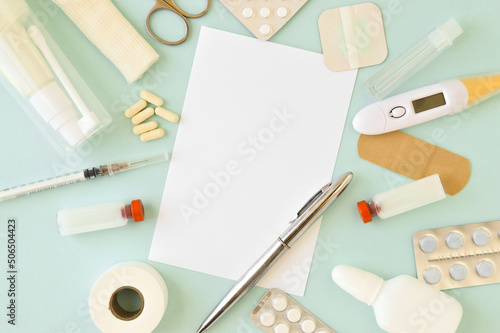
[[57, 199, 144, 235], [357, 174, 446, 223]]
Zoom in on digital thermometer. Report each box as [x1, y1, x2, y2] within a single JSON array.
[[353, 74, 500, 134]]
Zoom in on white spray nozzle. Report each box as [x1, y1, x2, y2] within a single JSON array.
[[332, 265, 384, 306]]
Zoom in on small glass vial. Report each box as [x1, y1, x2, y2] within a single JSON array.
[[365, 18, 463, 100], [357, 174, 446, 223], [57, 199, 144, 235]]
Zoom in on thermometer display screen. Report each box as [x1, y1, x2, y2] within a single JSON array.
[[412, 92, 446, 113]]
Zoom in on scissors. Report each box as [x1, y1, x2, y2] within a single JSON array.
[[146, 0, 210, 45]]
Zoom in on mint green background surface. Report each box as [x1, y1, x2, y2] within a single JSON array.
[[1, 0, 499, 332]]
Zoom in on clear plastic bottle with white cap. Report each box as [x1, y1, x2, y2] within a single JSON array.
[[357, 174, 446, 223], [332, 265, 463, 333], [57, 199, 145, 236], [365, 18, 463, 100]]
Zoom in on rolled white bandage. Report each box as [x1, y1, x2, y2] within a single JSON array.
[[53, 0, 159, 83]]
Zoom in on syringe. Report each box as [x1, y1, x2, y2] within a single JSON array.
[[0, 152, 169, 202]]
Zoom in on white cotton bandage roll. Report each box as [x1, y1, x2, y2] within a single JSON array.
[[53, 0, 159, 83], [89, 261, 168, 333]]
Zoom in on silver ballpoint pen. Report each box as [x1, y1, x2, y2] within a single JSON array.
[[197, 172, 353, 333]]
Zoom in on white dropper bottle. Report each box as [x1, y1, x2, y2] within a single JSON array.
[[332, 265, 463, 333]]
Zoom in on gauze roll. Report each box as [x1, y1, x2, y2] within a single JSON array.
[[89, 261, 168, 333], [53, 0, 159, 83]]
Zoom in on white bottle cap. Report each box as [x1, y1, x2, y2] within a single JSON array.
[[29, 81, 85, 146], [332, 265, 384, 306]]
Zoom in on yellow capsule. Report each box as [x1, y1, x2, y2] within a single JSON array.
[[155, 106, 179, 123], [133, 121, 158, 135], [140, 90, 164, 107], [131, 107, 155, 125], [125, 99, 147, 118], [140, 128, 165, 142]]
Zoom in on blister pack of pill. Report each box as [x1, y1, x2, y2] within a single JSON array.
[[219, 0, 308, 41], [250, 288, 336, 333], [414, 220, 500, 290]]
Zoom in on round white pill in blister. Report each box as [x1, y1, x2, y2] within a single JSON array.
[[450, 264, 468, 281], [445, 232, 464, 250], [272, 296, 288, 311], [286, 307, 301, 322], [259, 24, 272, 36], [300, 319, 316, 333], [242, 7, 253, 18], [476, 260, 495, 278], [260, 7, 271, 18], [274, 323, 290, 333], [419, 236, 437, 253], [276, 7, 288, 18], [260, 312, 275, 327], [423, 267, 442, 285], [472, 229, 490, 246]]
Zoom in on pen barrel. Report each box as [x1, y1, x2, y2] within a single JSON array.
[[281, 172, 353, 246], [198, 240, 288, 331]]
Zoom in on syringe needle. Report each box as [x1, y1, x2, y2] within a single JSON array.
[[0, 152, 169, 202]]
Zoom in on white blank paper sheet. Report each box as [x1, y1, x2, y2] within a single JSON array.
[[149, 27, 357, 296]]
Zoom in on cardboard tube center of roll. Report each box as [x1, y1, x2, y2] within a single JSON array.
[[109, 286, 144, 321]]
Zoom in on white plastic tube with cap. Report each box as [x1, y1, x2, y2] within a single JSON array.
[[332, 265, 463, 333]]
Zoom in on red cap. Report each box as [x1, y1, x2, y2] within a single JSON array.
[[357, 201, 372, 223], [127, 199, 145, 222]]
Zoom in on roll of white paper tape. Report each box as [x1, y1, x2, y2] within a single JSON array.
[[89, 261, 168, 333]]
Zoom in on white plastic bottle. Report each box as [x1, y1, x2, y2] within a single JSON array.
[[357, 174, 446, 223], [57, 199, 144, 236], [332, 265, 463, 333]]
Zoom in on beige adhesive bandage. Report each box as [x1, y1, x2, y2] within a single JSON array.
[[318, 3, 387, 72], [358, 131, 470, 195], [53, 0, 159, 83]]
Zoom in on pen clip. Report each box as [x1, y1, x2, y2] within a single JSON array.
[[295, 187, 325, 219]]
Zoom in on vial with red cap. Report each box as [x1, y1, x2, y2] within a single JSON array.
[[357, 174, 446, 223], [57, 199, 145, 235]]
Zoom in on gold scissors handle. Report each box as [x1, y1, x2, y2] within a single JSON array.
[[146, 0, 210, 45]]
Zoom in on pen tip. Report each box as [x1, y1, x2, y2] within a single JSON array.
[[196, 323, 208, 333]]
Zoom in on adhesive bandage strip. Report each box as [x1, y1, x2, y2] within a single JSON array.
[[319, 3, 387, 72], [357, 131, 470, 195], [414, 220, 500, 290], [53, 0, 159, 83]]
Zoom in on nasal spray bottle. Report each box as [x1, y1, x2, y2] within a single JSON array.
[[0, 0, 110, 153], [332, 265, 463, 333]]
